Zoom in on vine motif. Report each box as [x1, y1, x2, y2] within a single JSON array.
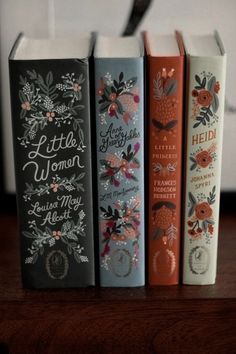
[[23, 173, 85, 201], [191, 72, 220, 128], [97, 71, 140, 125], [24, 211, 88, 264], [18, 70, 85, 150], [99, 143, 140, 189], [187, 186, 216, 243], [100, 197, 141, 269]]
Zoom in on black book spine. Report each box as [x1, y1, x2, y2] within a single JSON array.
[[9, 58, 95, 288]]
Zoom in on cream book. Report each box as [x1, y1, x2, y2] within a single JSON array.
[[182, 31, 226, 285]]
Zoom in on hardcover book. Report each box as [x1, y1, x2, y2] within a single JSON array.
[[94, 36, 145, 286], [144, 32, 185, 285], [182, 32, 226, 285], [9, 34, 95, 288]]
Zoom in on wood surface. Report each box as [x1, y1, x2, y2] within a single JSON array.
[[0, 211, 236, 353]]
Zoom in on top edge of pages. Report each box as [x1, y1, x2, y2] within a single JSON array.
[[9, 31, 226, 288]]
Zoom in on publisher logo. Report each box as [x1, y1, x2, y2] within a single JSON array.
[[189, 246, 210, 275], [46, 250, 69, 279], [110, 249, 132, 278], [153, 249, 176, 277]]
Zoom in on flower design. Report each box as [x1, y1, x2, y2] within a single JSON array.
[[197, 90, 213, 106], [52, 231, 62, 240], [97, 72, 139, 125], [191, 73, 220, 128], [195, 151, 212, 168], [23, 173, 85, 200], [195, 202, 213, 220], [24, 216, 88, 264], [18, 70, 85, 150], [99, 143, 140, 188], [190, 143, 217, 171], [152, 202, 177, 247], [152, 68, 178, 134], [100, 197, 141, 267], [187, 186, 216, 242]]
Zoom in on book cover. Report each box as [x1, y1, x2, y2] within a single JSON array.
[[94, 37, 145, 287], [182, 32, 227, 284], [9, 34, 95, 288], [144, 32, 185, 285]]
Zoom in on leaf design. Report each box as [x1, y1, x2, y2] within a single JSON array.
[[164, 78, 177, 96], [212, 93, 219, 113], [153, 228, 163, 240], [207, 76, 216, 92]]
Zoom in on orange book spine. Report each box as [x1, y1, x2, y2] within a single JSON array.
[[145, 33, 184, 285]]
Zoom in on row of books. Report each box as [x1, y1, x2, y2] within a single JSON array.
[[9, 31, 226, 288]]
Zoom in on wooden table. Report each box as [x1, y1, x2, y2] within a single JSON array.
[[0, 212, 235, 354]]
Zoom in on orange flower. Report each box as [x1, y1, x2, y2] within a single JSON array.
[[214, 81, 220, 93], [208, 224, 214, 235], [109, 93, 117, 101], [154, 206, 172, 230], [195, 150, 212, 168], [195, 202, 213, 221], [197, 90, 213, 106], [192, 89, 198, 97]]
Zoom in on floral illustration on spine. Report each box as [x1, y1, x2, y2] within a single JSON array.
[[152, 201, 177, 247], [18, 71, 85, 150], [152, 68, 178, 134], [100, 196, 141, 270], [187, 186, 216, 243], [191, 72, 220, 128], [23, 173, 85, 201], [24, 211, 88, 264], [99, 143, 140, 189], [153, 161, 177, 176], [190, 143, 217, 171], [97, 72, 140, 125]]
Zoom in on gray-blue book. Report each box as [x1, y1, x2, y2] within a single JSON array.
[[94, 36, 145, 286]]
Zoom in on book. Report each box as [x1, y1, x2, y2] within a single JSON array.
[[94, 36, 145, 287], [144, 32, 185, 285], [9, 33, 95, 288], [182, 32, 227, 285]]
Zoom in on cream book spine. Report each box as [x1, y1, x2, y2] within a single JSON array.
[[183, 32, 227, 285]]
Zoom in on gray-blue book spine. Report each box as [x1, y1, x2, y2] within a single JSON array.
[[95, 57, 145, 286]]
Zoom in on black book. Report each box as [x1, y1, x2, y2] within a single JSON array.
[[9, 34, 95, 288]]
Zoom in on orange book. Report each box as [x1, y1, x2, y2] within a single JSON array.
[[144, 32, 185, 285]]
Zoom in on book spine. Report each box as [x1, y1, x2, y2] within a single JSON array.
[[95, 58, 145, 287], [183, 54, 227, 284], [9, 58, 95, 288], [148, 56, 184, 285]]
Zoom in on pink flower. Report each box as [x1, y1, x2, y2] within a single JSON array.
[[107, 220, 115, 228], [114, 179, 120, 187], [134, 142, 140, 153], [109, 109, 116, 117], [125, 172, 132, 179], [133, 95, 140, 103], [102, 231, 110, 239]]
